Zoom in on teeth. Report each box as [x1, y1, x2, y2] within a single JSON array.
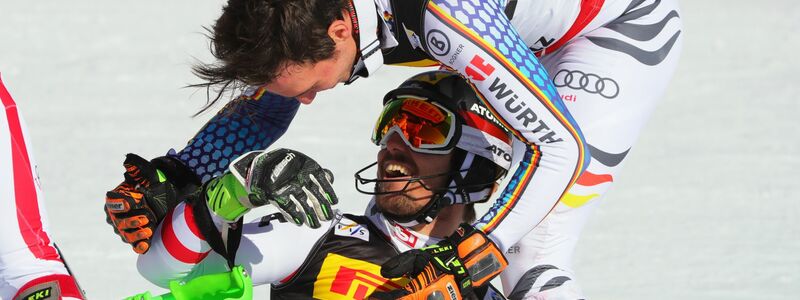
[[385, 164, 410, 176]]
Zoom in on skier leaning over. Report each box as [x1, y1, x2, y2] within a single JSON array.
[[1, 75, 85, 299], [105, 0, 683, 298], [137, 71, 511, 299]]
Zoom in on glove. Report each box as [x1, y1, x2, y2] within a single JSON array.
[[373, 224, 508, 300], [105, 154, 200, 254], [206, 148, 338, 228]]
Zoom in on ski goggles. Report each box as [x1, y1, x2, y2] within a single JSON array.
[[371, 96, 459, 154]]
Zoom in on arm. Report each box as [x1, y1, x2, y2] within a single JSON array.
[[136, 201, 329, 288], [422, 0, 590, 250], [137, 147, 336, 287], [105, 88, 304, 253], [170, 86, 300, 183]]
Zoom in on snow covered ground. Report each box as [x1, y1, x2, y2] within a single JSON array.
[[1, 0, 797, 299]]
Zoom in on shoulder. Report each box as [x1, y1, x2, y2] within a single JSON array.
[[330, 214, 375, 243]]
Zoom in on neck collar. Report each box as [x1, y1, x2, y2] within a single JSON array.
[[367, 206, 440, 252]]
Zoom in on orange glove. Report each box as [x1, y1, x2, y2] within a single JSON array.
[[104, 154, 199, 254], [372, 224, 508, 300]]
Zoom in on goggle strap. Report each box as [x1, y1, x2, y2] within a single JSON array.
[[453, 187, 493, 205], [449, 152, 472, 205], [460, 152, 474, 179], [382, 88, 442, 106], [449, 152, 490, 204]]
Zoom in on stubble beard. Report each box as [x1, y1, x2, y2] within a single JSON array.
[[375, 193, 422, 217], [375, 182, 429, 217]]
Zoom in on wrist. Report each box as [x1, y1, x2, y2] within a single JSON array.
[[451, 224, 507, 287], [152, 155, 202, 190], [204, 173, 251, 222]]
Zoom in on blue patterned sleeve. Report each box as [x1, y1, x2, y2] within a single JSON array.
[[169, 87, 300, 183]]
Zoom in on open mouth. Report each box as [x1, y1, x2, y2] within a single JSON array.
[[383, 163, 414, 179]]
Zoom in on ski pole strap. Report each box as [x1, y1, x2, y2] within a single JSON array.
[[190, 193, 244, 269], [221, 219, 244, 268]]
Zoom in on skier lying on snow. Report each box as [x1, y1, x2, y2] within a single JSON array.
[[131, 71, 513, 299]]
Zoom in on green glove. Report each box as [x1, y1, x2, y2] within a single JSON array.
[[204, 148, 338, 228]]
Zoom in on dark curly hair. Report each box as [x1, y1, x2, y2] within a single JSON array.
[[191, 0, 351, 113]]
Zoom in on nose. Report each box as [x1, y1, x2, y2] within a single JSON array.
[[384, 132, 409, 153], [377, 131, 412, 166], [296, 91, 317, 104]]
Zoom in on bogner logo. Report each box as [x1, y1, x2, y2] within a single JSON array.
[[427, 29, 450, 56], [487, 79, 563, 143]]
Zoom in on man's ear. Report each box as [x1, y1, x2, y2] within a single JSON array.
[[328, 11, 353, 43]]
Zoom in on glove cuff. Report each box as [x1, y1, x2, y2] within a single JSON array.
[[450, 224, 508, 287], [203, 174, 251, 222], [151, 155, 201, 193]]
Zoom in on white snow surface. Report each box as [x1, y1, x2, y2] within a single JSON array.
[[0, 1, 798, 299]]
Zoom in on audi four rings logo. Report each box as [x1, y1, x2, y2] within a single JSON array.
[[553, 70, 620, 99]]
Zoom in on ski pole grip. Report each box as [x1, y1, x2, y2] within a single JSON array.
[[124, 265, 253, 300]]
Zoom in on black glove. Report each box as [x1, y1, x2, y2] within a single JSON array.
[[224, 148, 338, 228], [104, 153, 199, 254], [374, 224, 508, 300]]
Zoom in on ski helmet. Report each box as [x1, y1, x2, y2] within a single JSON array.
[[356, 70, 513, 226]]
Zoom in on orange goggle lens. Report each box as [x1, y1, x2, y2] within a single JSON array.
[[372, 97, 456, 153]]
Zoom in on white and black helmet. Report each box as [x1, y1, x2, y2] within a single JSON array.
[[356, 70, 513, 226]]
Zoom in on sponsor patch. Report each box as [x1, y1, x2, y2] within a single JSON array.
[[314, 254, 408, 300], [335, 220, 369, 242], [390, 223, 419, 248], [13, 281, 59, 300], [446, 282, 458, 299], [271, 152, 296, 182], [426, 29, 451, 56], [553, 69, 620, 99], [105, 202, 125, 211]]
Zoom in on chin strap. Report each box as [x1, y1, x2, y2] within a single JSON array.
[[346, 0, 384, 84], [370, 153, 492, 227], [446, 152, 495, 205]]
